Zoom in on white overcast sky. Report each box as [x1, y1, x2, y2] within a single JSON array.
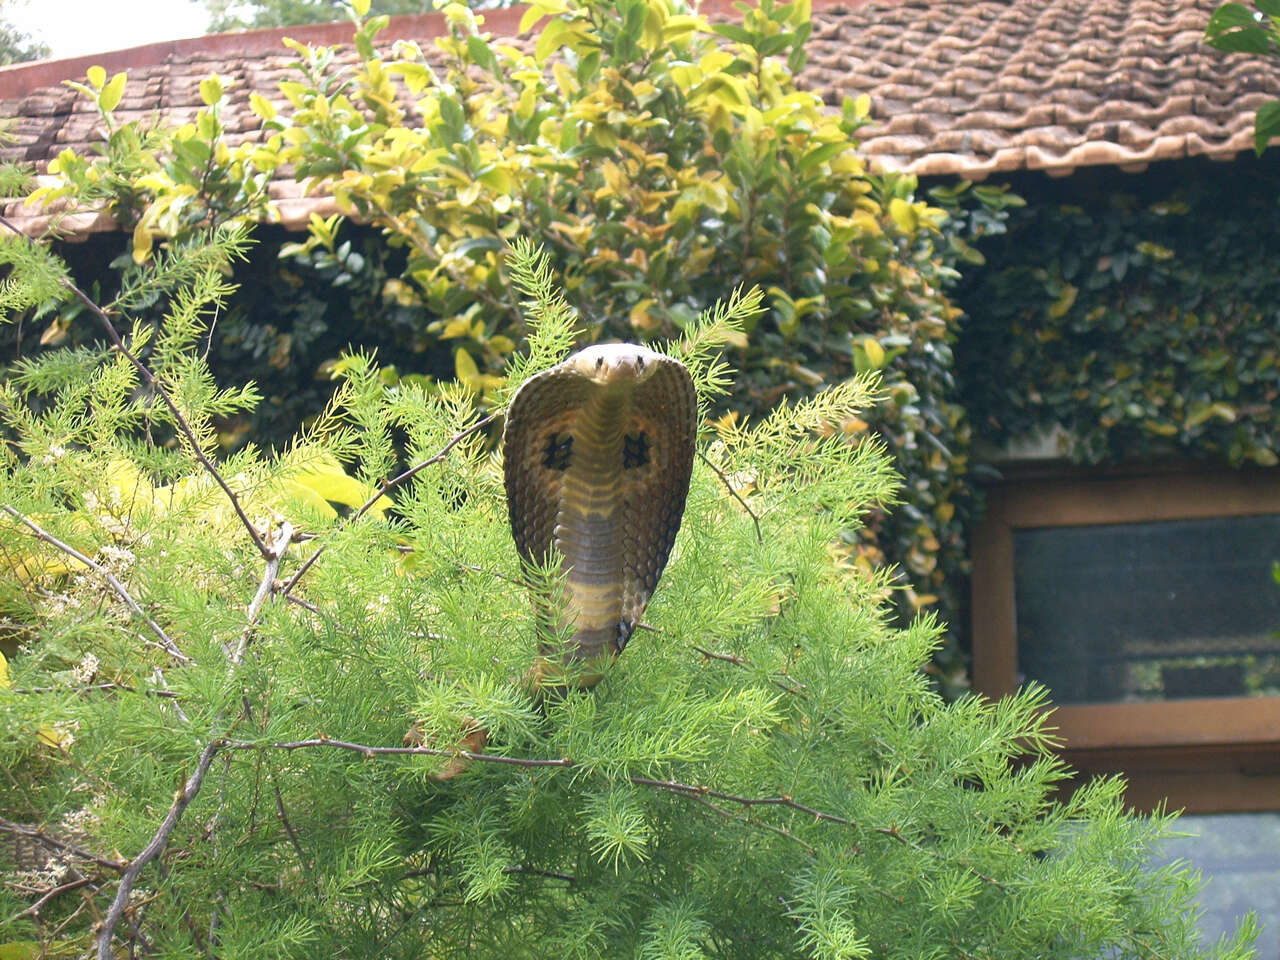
[[7, 0, 210, 60]]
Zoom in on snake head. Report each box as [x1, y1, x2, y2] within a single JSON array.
[[569, 343, 662, 386]]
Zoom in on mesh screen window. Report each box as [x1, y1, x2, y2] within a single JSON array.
[[1014, 514, 1280, 704]]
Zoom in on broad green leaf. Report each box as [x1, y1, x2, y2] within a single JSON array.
[[99, 72, 127, 112], [249, 92, 277, 121], [1204, 2, 1273, 52], [455, 346, 480, 383], [888, 197, 918, 233], [199, 74, 224, 107], [86, 65, 106, 88], [1254, 99, 1280, 154], [287, 452, 390, 518]]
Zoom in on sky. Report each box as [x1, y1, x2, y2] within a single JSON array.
[[7, 0, 209, 60]]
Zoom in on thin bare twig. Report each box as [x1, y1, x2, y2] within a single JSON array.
[[459, 562, 524, 588], [0, 214, 271, 560], [690, 793, 817, 855], [627, 777, 853, 825], [97, 738, 223, 960], [13, 874, 98, 920], [278, 412, 500, 600], [270, 772, 312, 879], [690, 643, 807, 698], [223, 737, 573, 768], [219, 737, 1004, 888], [154, 669, 190, 724], [11, 682, 180, 700], [503, 864, 575, 883], [697, 448, 762, 543], [2, 505, 191, 665], [230, 521, 293, 667], [0, 817, 127, 874], [691, 644, 747, 666]]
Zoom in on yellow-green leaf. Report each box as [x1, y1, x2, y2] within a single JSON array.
[[249, 92, 277, 121], [99, 72, 127, 112], [629, 298, 659, 331], [1047, 284, 1078, 319], [86, 65, 106, 89], [352, 0, 372, 15], [441, 317, 474, 339], [132, 220, 154, 264], [519, 0, 566, 33], [37, 725, 73, 750], [0, 651, 9, 688], [199, 74, 224, 106], [888, 197, 918, 233], [455, 347, 480, 384], [861, 337, 885, 369], [663, 14, 702, 42], [287, 453, 390, 518], [0, 942, 43, 960]]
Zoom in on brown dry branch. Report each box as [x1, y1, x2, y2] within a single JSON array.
[[689, 793, 817, 855], [690, 643, 807, 699], [96, 738, 224, 960], [224, 736, 574, 768], [278, 411, 500, 601], [1, 505, 191, 666], [0, 215, 272, 561], [696, 448, 763, 543], [12, 873, 98, 921], [229, 521, 294, 668], [10, 682, 180, 699], [0, 817, 128, 874], [221, 738, 870, 860]]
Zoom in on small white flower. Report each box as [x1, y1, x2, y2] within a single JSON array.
[[71, 652, 100, 685]]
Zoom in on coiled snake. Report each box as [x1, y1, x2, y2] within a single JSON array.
[[503, 344, 696, 687]]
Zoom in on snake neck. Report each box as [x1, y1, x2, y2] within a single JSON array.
[[551, 385, 632, 662]]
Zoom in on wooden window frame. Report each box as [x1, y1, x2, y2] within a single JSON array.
[[971, 465, 1280, 811]]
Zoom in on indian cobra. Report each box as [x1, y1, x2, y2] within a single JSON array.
[[503, 343, 696, 687]]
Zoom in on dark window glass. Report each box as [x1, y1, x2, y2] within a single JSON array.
[[1014, 515, 1280, 704]]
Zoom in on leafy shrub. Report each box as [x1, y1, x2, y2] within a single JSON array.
[[956, 162, 1280, 468], [0, 224, 1257, 959], [16, 0, 1011, 690]]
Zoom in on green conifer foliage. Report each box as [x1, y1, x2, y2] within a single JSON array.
[[0, 226, 1259, 957]]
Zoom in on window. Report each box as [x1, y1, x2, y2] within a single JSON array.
[[970, 466, 1280, 813], [971, 465, 1280, 948]]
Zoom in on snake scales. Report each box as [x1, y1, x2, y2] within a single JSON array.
[[503, 344, 696, 685]]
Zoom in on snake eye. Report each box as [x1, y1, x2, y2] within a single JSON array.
[[636, 355, 646, 370], [596, 357, 604, 370]]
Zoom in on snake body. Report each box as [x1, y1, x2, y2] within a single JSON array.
[[502, 344, 696, 681]]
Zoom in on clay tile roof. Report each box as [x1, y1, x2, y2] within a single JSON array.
[[1, 0, 1276, 235]]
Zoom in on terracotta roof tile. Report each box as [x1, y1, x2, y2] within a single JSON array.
[[1, 0, 1276, 235]]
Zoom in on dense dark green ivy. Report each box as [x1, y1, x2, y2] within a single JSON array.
[[955, 156, 1280, 469]]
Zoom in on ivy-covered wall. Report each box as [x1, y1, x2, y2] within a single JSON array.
[[954, 154, 1280, 470]]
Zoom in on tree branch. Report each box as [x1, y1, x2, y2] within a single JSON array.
[[12, 874, 98, 921], [223, 737, 573, 768], [0, 817, 127, 874], [689, 793, 816, 855], [0, 505, 191, 665], [96, 738, 223, 960], [229, 521, 293, 667], [697, 448, 762, 543], [690, 643, 807, 698]]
